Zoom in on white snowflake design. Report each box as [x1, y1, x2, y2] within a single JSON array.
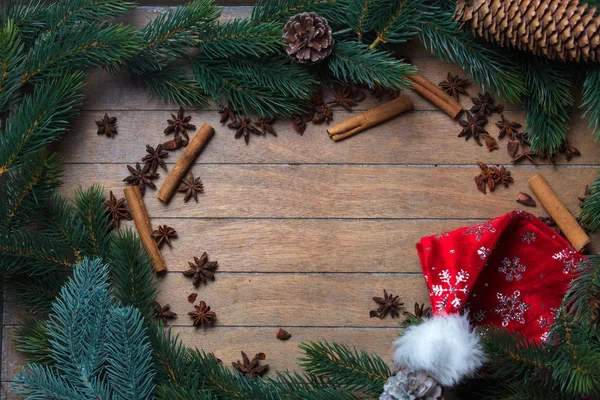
[[552, 247, 579, 275], [498, 257, 526, 281], [434, 232, 450, 240], [472, 310, 487, 323], [477, 246, 490, 260], [537, 315, 552, 329], [521, 231, 536, 244], [431, 269, 470, 311], [462, 219, 496, 241], [493, 290, 530, 327], [509, 210, 534, 221], [540, 332, 549, 343]]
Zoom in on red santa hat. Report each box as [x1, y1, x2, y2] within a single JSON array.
[[392, 210, 586, 387]]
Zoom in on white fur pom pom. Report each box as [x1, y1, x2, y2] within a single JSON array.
[[392, 313, 485, 387]]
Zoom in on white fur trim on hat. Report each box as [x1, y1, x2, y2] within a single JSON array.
[[392, 313, 485, 387]]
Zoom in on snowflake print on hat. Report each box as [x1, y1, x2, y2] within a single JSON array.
[[472, 309, 486, 323], [462, 219, 496, 241], [498, 257, 526, 281], [537, 315, 552, 329], [521, 231, 536, 244], [493, 290, 530, 327], [477, 246, 490, 260], [552, 247, 579, 274], [432, 269, 470, 311]]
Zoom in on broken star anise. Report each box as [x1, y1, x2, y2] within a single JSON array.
[[228, 117, 262, 145], [219, 103, 237, 124], [312, 105, 334, 124], [188, 300, 216, 327], [481, 134, 498, 152], [495, 115, 522, 139], [276, 328, 292, 341], [165, 107, 196, 140], [458, 112, 488, 146], [95, 113, 118, 137], [162, 135, 189, 151], [507, 140, 520, 158], [327, 86, 359, 111], [291, 115, 306, 135], [471, 92, 497, 116], [123, 162, 159, 196], [402, 302, 432, 327], [106, 190, 131, 228], [255, 118, 277, 136], [154, 302, 177, 324], [152, 224, 177, 247], [438, 73, 470, 100], [183, 252, 218, 287], [178, 172, 204, 203], [559, 139, 581, 161], [232, 352, 269, 378], [516, 192, 536, 207], [370, 289, 403, 319], [142, 144, 168, 172], [370, 84, 400, 100]]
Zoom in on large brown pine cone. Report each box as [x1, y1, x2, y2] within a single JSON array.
[[454, 0, 600, 63], [282, 12, 334, 64], [380, 368, 444, 400]]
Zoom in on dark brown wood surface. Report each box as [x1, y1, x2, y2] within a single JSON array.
[[2, 5, 599, 399]]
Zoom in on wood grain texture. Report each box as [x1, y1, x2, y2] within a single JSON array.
[[58, 164, 597, 219], [57, 111, 600, 165]]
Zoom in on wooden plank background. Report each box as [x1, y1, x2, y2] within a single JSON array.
[[2, 5, 600, 398]]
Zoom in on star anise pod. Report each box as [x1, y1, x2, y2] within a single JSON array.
[[232, 352, 269, 378], [178, 172, 204, 202], [228, 117, 262, 145], [458, 112, 487, 145], [516, 192, 536, 207], [95, 113, 118, 137], [165, 107, 196, 140], [369, 289, 403, 319], [438, 73, 470, 100], [512, 150, 537, 165], [559, 139, 581, 161], [495, 115, 522, 139], [291, 115, 306, 135], [188, 293, 198, 303], [105, 191, 131, 228], [123, 162, 159, 196], [162, 135, 189, 151], [188, 300, 216, 327], [219, 103, 237, 124], [142, 144, 168, 172], [471, 92, 496, 116], [154, 302, 177, 323], [402, 302, 432, 327], [507, 140, 520, 158], [312, 105, 333, 124], [481, 134, 498, 152], [327, 86, 358, 111], [276, 328, 292, 341], [183, 252, 218, 287], [152, 224, 177, 247], [475, 162, 513, 194], [255, 118, 277, 136]]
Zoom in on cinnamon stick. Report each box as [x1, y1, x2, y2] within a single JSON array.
[[528, 173, 590, 252], [157, 123, 214, 203], [408, 74, 463, 119], [124, 186, 167, 273], [327, 95, 414, 141]]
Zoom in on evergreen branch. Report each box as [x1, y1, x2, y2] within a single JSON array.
[[0, 19, 25, 113], [198, 19, 282, 59], [13, 318, 52, 365], [129, 66, 209, 108], [23, 23, 141, 84], [0, 72, 83, 174], [581, 64, 600, 140], [271, 371, 359, 399], [13, 364, 87, 399], [4, 1, 49, 44], [0, 228, 73, 275], [193, 57, 313, 117], [368, 0, 425, 49], [563, 257, 600, 324], [0, 150, 63, 230], [327, 41, 415, 90], [346, 0, 377, 42], [417, 2, 526, 103], [298, 341, 390, 396], [9, 272, 67, 315], [581, 178, 600, 234], [105, 306, 156, 399], [109, 229, 159, 320], [251, 0, 346, 25], [71, 185, 112, 259], [524, 99, 570, 157]]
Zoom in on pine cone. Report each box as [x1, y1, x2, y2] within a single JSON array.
[[282, 12, 334, 64], [454, 0, 600, 63], [380, 368, 443, 400]]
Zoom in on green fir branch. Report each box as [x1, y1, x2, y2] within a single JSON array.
[[198, 19, 282, 59], [327, 41, 415, 90], [580, 175, 600, 231], [9, 272, 67, 315], [251, 0, 346, 25], [299, 341, 390, 396], [0, 19, 25, 113], [367, 0, 425, 49], [0, 72, 84, 174], [71, 185, 112, 259], [13, 318, 53, 365], [272, 371, 359, 399], [581, 64, 600, 140]]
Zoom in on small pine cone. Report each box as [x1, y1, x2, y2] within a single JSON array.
[[454, 0, 600, 63], [379, 368, 443, 400], [282, 12, 334, 64]]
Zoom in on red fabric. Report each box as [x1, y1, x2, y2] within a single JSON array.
[[416, 210, 585, 344]]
